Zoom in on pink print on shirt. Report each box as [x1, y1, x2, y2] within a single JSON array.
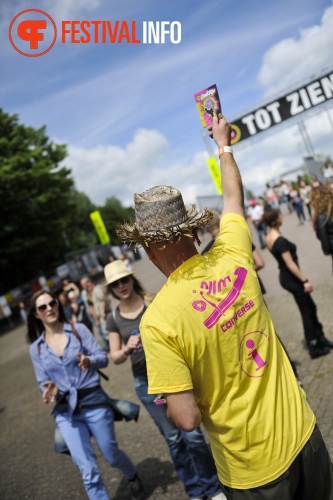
[[246, 339, 266, 370], [192, 267, 247, 329], [239, 331, 269, 378]]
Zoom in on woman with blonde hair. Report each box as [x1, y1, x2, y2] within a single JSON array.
[[310, 185, 333, 261]]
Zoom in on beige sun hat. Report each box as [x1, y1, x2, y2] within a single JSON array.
[[104, 260, 134, 286], [117, 185, 213, 246]]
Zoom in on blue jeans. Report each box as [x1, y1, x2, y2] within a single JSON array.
[[134, 376, 221, 499], [252, 220, 267, 248], [293, 201, 306, 222], [56, 406, 136, 500]]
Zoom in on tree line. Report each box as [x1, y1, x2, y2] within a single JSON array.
[[0, 108, 134, 293]]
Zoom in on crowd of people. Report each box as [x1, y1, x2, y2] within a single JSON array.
[[26, 116, 333, 499], [247, 175, 333, 360], [247, 174, 333, 258]]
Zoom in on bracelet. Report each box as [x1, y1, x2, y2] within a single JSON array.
[[218, 146, 233, 157], [302, 279, 309, 284]]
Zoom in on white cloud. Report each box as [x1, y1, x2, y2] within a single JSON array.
[[258, 3, 333, 96], [235, 3, 333, 195], [64, 128, 217, 207], [64, 102, 333, 208]]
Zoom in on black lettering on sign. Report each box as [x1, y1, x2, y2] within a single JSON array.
[[231, 71, 333, 145]]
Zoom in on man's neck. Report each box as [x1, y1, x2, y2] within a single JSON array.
[[149, 238, 199, 278], [164, 246, 198, 277]]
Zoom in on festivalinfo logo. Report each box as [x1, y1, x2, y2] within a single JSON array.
[[9, 9, 182, 57]]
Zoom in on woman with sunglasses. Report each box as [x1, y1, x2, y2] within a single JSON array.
[[27, 289, 144, 500], [105, 260, 225, 500]]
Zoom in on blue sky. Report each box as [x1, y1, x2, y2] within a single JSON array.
[[2, 0, 333, 206]]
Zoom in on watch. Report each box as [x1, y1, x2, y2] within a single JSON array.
[[218, 146, 233, 157]]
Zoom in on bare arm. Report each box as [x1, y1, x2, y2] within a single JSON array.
[[165, 390, 202, 432], [209, 115, 244, 217], [281, 251, 312, 293], [109, 332, 129, 364], [252, 248, 265, 271], [109, 331, 142, 364], [100, 300, 107, 319], [89, 304, 100, 325]]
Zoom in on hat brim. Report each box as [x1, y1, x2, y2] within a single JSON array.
[[117, 205, 213, 246], [105, 268, 135, 286]]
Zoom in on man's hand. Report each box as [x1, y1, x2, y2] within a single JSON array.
[[208, 114, 231, 148], [76, 353, 91, 371], [41, 381, 58, 404]]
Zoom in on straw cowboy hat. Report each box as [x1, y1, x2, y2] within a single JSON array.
[[104, 260, 134, 286], [117, 185, 213, 246]]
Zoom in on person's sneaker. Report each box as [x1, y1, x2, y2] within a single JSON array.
[[319, 337, 333, 348], [309, 340, 330, 359], [128, 474, 145, 500], [211, 492, 227, 500]]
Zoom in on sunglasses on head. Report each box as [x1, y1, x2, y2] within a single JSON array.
[[36, 299, 58, 312], [110, 276, 130, 289]]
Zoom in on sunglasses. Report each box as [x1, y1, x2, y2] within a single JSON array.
[[36, 299, 58, 312], [110, 276, 130, 289]]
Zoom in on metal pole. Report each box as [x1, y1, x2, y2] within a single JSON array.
[[298, 121, 315, 157], [326, 108, 333, 135]]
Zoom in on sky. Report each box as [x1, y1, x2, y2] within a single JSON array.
[[2, 0, 333, 207]]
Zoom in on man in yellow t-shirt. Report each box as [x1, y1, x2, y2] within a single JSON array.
[[117, 115, 333, 499]]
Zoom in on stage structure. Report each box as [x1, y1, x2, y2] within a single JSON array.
[[202, 66, 333, 194], [228, 66, 333, 151]]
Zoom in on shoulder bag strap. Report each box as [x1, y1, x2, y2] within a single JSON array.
[[71, 323, 109, 382]]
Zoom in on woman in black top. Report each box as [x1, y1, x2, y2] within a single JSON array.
[[262, 209, 333, 359], [310, 185, 333, 265]]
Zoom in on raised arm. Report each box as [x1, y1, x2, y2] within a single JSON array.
[[252, 247, 265, 271], [210, 115, 244, 217]]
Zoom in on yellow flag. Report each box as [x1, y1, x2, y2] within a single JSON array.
[[90, 211, 110, 244], [207, 157, 222, 194]]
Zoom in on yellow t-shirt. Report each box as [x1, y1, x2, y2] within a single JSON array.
[[140, 213, 315, 489]]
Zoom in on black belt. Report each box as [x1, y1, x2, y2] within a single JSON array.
[[77, 385, 100, 398]]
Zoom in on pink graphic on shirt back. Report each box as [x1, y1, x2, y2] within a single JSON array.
[[239, 331, 269, 378], [192, 300, 207, 312], [246, 339, 266, 371], [192, 267, 247, 329]]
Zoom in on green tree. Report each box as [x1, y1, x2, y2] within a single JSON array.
[[0, 109, 78, 291], [100, 196, 135, 245], [67, 191, 99, 249]]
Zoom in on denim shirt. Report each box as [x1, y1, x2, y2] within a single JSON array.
[[30, 322, 108, 417]]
